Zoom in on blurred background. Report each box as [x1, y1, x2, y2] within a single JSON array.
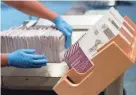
[[1, 1, 136, 95], [1, 1, 136, 31]]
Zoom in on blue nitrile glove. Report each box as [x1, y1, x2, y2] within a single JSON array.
[[53, 16, 72, 48], [7, 49, 48, 68]]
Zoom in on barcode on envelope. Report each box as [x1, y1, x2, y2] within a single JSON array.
[[108, 18, 119, 29]]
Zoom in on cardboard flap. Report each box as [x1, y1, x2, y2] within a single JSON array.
[[97, 35, 131, 54], [131, 37, 136, 61], [124, 16, 136, 36], [123, 16, 136, 61]]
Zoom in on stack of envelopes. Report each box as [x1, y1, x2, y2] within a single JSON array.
[[1, 26, 66, 63]]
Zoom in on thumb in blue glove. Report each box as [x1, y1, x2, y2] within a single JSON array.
[[7, 49, 48, 68], [53, 16, 72, 49]]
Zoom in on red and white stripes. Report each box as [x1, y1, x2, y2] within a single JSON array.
[[64, 42, 80, 60], [64, 42, 93, 73]]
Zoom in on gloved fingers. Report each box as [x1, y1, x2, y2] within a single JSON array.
[[62, 20, 72, 32], [65, 25, 72, 34], [63, 28, 71, 48], [65, 35, 72, 49], [32, 59, 48, 65], [56, 27, 71, 48], [58, 27, 68, 36], [21, 49, 36, 54], [31, 55, 46, 60]]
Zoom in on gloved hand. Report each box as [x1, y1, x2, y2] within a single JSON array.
[[53, 16, 72, 48], [7, 49, 48, 68]]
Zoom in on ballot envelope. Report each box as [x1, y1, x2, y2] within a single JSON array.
[[53, 7, 136, 95]]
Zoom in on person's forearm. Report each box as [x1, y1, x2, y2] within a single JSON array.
[[3, 1, 58, 21], [1, 53, 8, 67]]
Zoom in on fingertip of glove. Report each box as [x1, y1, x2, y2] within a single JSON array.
[[65, 44, 70, 49], [65, 31, 72, 37]]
